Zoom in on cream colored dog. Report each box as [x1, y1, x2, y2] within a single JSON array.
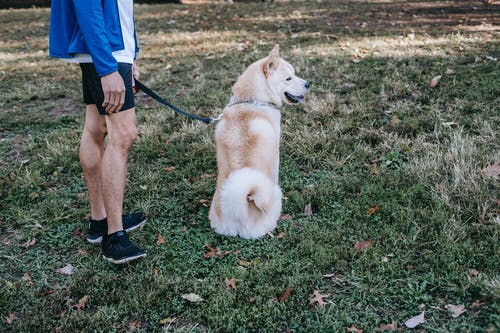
[[209, 44, 310, 239]]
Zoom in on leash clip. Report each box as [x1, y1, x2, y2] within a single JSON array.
[[210, 113, 224, 123]]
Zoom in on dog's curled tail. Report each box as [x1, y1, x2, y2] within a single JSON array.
[[219, 167, 282, 239]]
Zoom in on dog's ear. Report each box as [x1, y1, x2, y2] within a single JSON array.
[[263, 44, 280, 77]]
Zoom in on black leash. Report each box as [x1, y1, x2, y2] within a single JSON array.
[[134, 79, 220, 124]]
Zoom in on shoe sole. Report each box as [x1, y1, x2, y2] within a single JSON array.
[[86, 219, 147, 244], [103, 252, 147, 265]]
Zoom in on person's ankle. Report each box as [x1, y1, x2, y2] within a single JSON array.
[[107, 228, 124, 235]]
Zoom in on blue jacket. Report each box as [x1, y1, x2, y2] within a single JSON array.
[[49, 0, 138, 77]]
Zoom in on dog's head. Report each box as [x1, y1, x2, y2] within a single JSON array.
[[262, 44, 310, 105]]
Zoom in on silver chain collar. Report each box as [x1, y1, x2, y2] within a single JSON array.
[[225, 96, 280, 110]]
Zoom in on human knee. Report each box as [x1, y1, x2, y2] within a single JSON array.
[[124, 125, 138, 146], [84, 122, 107, 140], [80, 156, 100, 173], [84, 106, 107, 136], [111, 124, 138, 150]]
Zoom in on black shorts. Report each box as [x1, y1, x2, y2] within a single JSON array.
[[80, 62, 135, 115]]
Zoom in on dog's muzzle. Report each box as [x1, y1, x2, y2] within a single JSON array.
[[285, 81, 310, 104], [285, 92, 305, 104]]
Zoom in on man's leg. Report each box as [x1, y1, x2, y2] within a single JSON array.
[[99, 107, 146, 264], [101, 107, 138, 234], [80, 105, 107, 221]]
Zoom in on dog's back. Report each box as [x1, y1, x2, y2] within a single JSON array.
[[209, 45, 309, 239], [209, 106, 282, 239]]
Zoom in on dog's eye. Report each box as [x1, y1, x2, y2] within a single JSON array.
[[286, 77, 292, 81]]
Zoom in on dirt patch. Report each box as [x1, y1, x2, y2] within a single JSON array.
[[48, 97, 83, 120]]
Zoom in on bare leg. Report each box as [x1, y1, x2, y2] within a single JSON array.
[[80, 105, 107, 221], [101, 108, 138, 234]]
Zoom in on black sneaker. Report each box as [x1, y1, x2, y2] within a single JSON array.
[[101, 230, 146, 264], [87, 213, 147, 244]]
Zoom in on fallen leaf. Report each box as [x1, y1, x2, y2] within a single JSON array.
[[38, 289, 56, 297], [309, 290, 329, 307], [277, 232, 285, 239], [280, 214, 293, 221], [378, 321, 397, 331], [77, 248, 89, 256], [238, 259, 251, 267], [389, 114, 400, 126], [181, 293, 204, 303], [159, 317, 175, 325], [73, 295, 89, 311], [279, 287, 292, 303], [411, 89, 423, 98], [4, 313, 15, 324], [165, 166, 176, 172], [323, 273, 345, 285], [22, 238, 36, 248], [481, 162, 500, 178], [304, 203, 313, 217], [55, 264, 75, 275], [442, 121, 459, 128], [381, 253, 395, 263], [354, 240, 374, 254], [468, 268, 479, 277], [225, 278, 237, 290], [446, 304, 466, 318], [156, 235, 166, 245], [341, 82, 356, 88], [428, 75, 442, 88], [198, 199, 210, 207], [446, 68, 456, 75], [471, 300, 484, 309], [346, 325, 363, 332], [200, 173, 216, 180], [22, 273, 33, 285], [404, 311, 425, 328], [203, 244, 220, 258], [130, 320, 142, 329], [367, 204, 381, 215], [369, 163, 379, 175], [71, 228, 84, 238], [153, 269, 160, 278]]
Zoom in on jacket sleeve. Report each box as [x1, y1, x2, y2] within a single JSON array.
[[72, 0, 118, 77]]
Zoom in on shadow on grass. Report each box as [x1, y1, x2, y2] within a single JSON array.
[[134, 0, 499, 36]]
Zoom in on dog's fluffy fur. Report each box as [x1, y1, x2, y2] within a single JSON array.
[[209, 45, 309, 239]]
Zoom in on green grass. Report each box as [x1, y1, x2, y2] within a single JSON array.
[[1, 1, 499, 332]]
